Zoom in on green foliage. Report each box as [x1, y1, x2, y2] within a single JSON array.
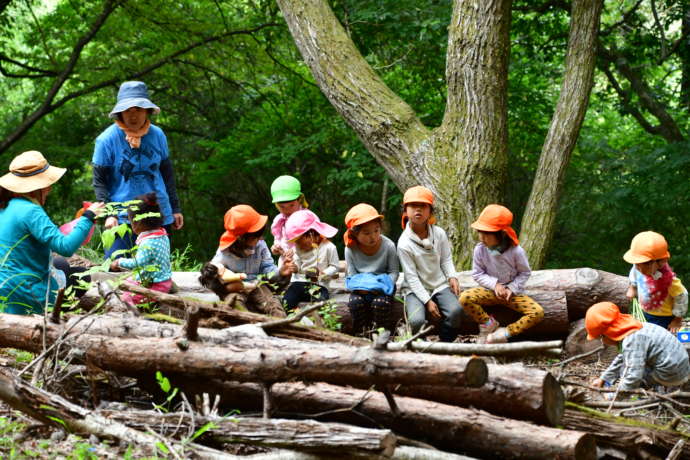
[[318, 301, 342, 331], [154, 371, 179, 413]]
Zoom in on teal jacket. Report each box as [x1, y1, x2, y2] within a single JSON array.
[[0, 198, 93, 314]]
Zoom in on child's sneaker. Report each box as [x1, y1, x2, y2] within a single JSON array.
[[487, 327, 509, 344], [477, 316, 499, 344]]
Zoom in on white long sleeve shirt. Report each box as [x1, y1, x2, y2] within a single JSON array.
[[397, 223, 457, 304], [291, 240, 339, 289]]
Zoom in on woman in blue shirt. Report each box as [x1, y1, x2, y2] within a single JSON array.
[[0, 151, 104, 314]]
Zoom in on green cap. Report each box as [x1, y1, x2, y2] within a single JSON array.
[[270, 175, 302, 203]]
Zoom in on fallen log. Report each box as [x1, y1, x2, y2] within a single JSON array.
[[393, 364, 564, 426], [79, 283, 369, 346], [160, 378, 596, 460], [102, 410, 397, 458], [0, 315, 488, 388], [562, 406, 690, 459], [0, 367, 236, 459]]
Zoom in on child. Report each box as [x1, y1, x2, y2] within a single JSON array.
[[397, 186, 462, 342], [110, 193, 172, 305], [344, 203, 399, 335], [282, 209, 338, 312], [586, 302, 689, 391], [269, 175, 309, 257], [200, 205, 291, 317], [460, 204, 544, 343], [624, 231, 687, 332]]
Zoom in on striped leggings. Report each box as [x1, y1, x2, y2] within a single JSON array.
[[459, 287, 544, 336]]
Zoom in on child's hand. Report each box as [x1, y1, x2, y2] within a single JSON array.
[[590, 377, 605, 388], [625, 285, 637, 300], [86, 202, 105, 217], [305, 267, 319, 282], [425, 299, 442, 321], [271, 243, 284, 256], [494, 283, 508, 301], [109, 259, 120, 271], [104, 216, 119, 229], [503, 287, 513, 302], [669, 317, 683, 333], [449, 277, 460, 296], [279, 261, 296, 277]]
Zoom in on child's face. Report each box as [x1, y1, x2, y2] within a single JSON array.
[[130, 217, 145, 235], [244, 236, 261, 248], [478, 231, 500, 248], [405, 202, 431, 226], [277, 199, 301, 217], [295, 230, 319, 251], [635, 258, 668, 276], [355, 220, 382, 249], [601, 336, 618, 347]]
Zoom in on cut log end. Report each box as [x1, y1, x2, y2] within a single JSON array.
[[543, 372, 565, 427], [465, 357, 489, 388], [574, 433, 597, 460]]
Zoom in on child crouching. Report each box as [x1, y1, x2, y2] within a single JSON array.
[[110, 193, 172, 305], [200, 205, 290, 317]]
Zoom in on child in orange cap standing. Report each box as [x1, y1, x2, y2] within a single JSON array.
[[586, 302, 689, 391], [623, 231, 687, 332], [460, 204, 544, 343], [199, 205, 291, 317], [344, 203, 399, 336], [397, 186, 462, 342]]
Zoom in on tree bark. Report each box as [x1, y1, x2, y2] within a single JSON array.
[[164, 379, 596, 460], [520, 0, 604, 268], [0, 315, 488, 388], [394, 364, 565, 427], [103, 410, 397, 458]]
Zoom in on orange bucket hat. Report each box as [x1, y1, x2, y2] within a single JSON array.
[[401, 185, 436, 229], [218, 205, 268, 250], [344, 203, 384, 247], [585, 302, 642, 341], [471, 204, 519, 246], [623, 231, 670, 264]]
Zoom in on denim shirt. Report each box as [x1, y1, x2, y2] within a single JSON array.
[[211, 240, 278, 281]]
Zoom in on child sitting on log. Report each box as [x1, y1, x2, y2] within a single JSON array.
[[623, 231, 687, 332], [199, 205, 291, 317], [460, 204, 544, 343], [282, 209, 339, 312], [343, 203, 399, 336], [586, 301, 689, 391], [110, 193, 172, 305], [397, 186, 462, 343], [269, 175, 309, 259]]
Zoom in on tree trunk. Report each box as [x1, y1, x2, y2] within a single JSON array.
[[163, 379, 596, 460], [103, 410, 397, 458], [520, 0, 603, 268], [394, 364, 564, 427], [276, 0, 511, 268], [0, 315, 488, 388]]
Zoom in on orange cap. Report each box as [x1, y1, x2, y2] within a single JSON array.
[[623, 231, 671, 264], [218, 205, 268, 250], [344, 203, 384, 247], [585, 302, 642, 341], [471, 204, 519, 246], [401, 186, 436, 229]]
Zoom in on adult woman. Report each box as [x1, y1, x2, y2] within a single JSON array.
[[92, 81, 184, 259], [0, 151, 104, 314]]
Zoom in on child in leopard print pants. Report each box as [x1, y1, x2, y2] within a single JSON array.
[[459, 205, 544, 343]]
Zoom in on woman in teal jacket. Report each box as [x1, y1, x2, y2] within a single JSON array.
[[0, 151, 104, 314]]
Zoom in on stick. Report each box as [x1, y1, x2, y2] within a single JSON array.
[[50, 288, 65, 324], [259, 301, 326, 329], [557, 345, 604, 367], [388, 339, 562, 355], [394, 323, 433, 351], [263, 383, 273, 419], [184, 304, 201, 341], [666, 439, 686, 460]]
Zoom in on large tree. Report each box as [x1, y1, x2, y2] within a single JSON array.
[[276, 0, 603, 268]]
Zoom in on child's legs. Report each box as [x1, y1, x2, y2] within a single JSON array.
[[282, 282, 310, 312], [404, 293, 427, 334], [459, 287, 497, 324], [433, 287, 463, 342], [372, 294, 394, 332], [504, 295, 544, 336], [248, 284, 286, 318], [642, 311, 674, 330], [348, 292, 374, 335]]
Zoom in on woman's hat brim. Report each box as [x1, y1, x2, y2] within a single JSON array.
[[109, 98, 161, 118], [0, 166, 66, 193]]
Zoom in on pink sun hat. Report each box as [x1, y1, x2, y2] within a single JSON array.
[[285, 209, 337, 242]]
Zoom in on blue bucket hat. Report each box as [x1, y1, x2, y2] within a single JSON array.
[[109, 81, 161, 119]]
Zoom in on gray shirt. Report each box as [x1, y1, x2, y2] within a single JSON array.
[[601, 323, 690, 390], [344, 235, 399, 285]]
